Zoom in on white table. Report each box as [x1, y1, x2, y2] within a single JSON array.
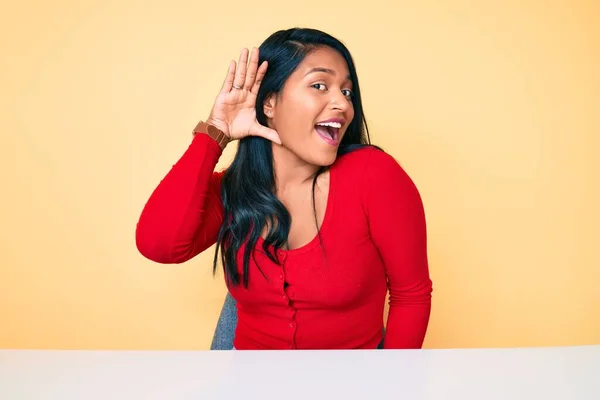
[[1, 345, 598, 399]]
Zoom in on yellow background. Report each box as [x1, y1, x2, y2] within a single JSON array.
[[1, 0, 598, 350]]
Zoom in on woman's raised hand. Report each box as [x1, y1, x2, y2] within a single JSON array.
[[206, 47, 281, 144]]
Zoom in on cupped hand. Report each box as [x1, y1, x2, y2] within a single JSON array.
[[206, 47, 280, 144]]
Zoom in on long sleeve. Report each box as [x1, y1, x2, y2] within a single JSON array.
[[363, 149, 433, 349], [135, 133, 225, 264]]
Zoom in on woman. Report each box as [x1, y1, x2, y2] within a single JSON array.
[[136, 27, 433, 350]]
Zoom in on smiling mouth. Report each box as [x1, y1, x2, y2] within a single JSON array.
[[315, 122, 341, 145]]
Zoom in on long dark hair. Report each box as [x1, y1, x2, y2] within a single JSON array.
[[213, 27, 375, 288]]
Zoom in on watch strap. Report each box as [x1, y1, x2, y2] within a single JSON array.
[[193, 121, 230, 150]]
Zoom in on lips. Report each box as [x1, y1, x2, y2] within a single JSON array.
[[315, 118, 344, 146], [317, 117, 345, 125], [315, 125, 340, 146]]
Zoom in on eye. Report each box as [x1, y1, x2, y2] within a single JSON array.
[[311, 83, 353, 99]]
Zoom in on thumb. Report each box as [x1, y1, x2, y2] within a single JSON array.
[[251, 122, 281, 145]]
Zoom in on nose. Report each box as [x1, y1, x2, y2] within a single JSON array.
[[329, 90, 350, 112]]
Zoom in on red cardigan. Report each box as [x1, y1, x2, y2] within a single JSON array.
[[136, 133, 432, 350]]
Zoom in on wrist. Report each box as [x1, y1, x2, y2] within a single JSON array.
[[193, 120, 231, 150]]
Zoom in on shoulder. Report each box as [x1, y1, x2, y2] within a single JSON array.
[[335, 145, 409, 182], [336, 145, 423, 208]]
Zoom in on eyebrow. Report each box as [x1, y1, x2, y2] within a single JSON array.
[[304, 67, 351, 80]]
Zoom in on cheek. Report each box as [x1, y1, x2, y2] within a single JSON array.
[[297, 96, 321, 116], [344, 105, 356, 128], [279, 98, 322, 130], [348, 104, 355, 120]]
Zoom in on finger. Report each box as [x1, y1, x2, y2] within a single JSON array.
[[232, 48, 249, 90], [219, 60, 236, 94], [250, 61, 268, 95], [243, 47, 259, 90], [251, 122, 281, 144]]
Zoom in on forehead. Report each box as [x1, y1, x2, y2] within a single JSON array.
[[292, 46, 350, 78]]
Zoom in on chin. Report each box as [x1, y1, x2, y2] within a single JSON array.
[[292, 137, 341, 167], [313, 138, 342, 165], [311, 152, 338, 167]]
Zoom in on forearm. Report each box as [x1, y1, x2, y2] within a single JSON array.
[[135, 133, 225, 263], [384, 279, 432, 348], [363, 148, 433, 349]]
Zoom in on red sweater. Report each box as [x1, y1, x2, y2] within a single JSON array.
[[136, 133, 432, 350]]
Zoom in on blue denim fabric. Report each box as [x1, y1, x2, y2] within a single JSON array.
[[210, 292, 237, 350], [210, 292, 386, 350]]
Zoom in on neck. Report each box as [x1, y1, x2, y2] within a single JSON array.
[[271, 144, 320, 192]]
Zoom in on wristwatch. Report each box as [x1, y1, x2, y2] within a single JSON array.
[[193, 120, 231, 150]]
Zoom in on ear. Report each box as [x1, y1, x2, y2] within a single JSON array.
[[263, 94, 276, 118]]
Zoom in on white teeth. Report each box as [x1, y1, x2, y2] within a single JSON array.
[[317, 122, 342, 128]]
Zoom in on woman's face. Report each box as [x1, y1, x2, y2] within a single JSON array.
[[264, 46, 355, 167]]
